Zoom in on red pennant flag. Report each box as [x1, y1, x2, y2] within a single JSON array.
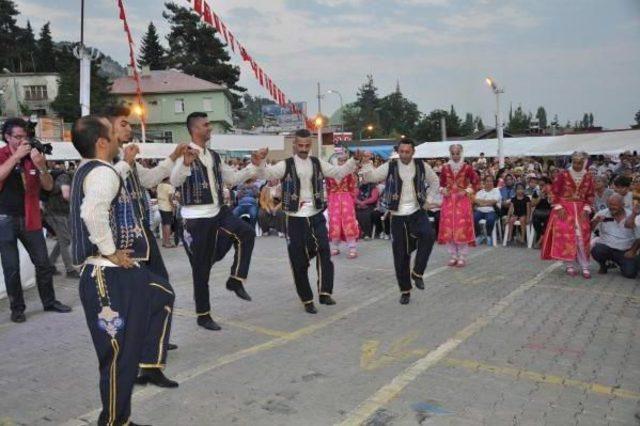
[[220, 22, 229, 43], [118, 1, 125, 20], [203, 2, 213, 25], [250, 60, 258, 78], [212, 13, 222, 32], [258, 68, 264, 86], [228, 32, 236, 52], [194, 0, 203, 15], [240, 46, 250, 62]]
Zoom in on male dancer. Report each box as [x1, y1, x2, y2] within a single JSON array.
[[260, 129, 363, 313], [105, 106, 182, 386], [70, 115, 175, 425], [170, 112, 267, 330], [360, 138, 439, 304]]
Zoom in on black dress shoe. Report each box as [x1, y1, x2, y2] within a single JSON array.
[[304, 303, 318, 314], [129, 422, 151, 426], [413, 277, 425, 290], [44, 301, 72, 313], [226, 277, 252, 301], [167, 343, 178, 351], [319, 295, 336, 305], [197, 315, 222, 331], [135, 368, 179, 388], [10, 311, 26, 323], [399, 293, 411, 305], [66, 270, 81, 279]]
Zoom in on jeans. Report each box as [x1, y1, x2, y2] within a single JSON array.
[[233, 204, 259, 227], [591, 243, 639, 278], [0, 214, 56, 312], [473, 210, 496, 236]]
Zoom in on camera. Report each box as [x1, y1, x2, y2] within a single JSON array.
[[25, 116, 53, 155]]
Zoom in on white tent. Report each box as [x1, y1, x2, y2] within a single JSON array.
[[414, 130, 640, 158]]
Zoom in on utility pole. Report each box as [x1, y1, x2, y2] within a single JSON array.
[[316, 82, 322, 158], [73, 0, 100, 117], [440, 116, 447, 141]]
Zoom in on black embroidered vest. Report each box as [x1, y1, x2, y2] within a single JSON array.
[[124, 166, 151, 228], [281, 156, 326, 213], [178, 149, 224, 206], [383, 159, 427, 211], [70, 161, 149, 265]]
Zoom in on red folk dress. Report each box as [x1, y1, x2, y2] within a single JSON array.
[[541, 169, 595, 261], [326, 174, 360, 242], [437, 162, 480, 245]]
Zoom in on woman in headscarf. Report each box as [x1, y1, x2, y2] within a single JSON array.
[[541, 151, 595, 278], [438, 144, 480, 267], [326, 152, 360, 259]]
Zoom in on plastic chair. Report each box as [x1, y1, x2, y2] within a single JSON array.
[[503, 219, 522, 246], [526, 223, 535, 248], [478, 219, 498, 247]]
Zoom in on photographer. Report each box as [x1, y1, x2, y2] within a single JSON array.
[[0, 118, 71, 323]]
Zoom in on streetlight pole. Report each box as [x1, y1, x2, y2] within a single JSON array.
[[326, 89, 344, 133], [74, 0, 99, 117], [486, 77, 505, 168], [316, 82, 322, 158]]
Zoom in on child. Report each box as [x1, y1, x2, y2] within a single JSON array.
[[507, 183, 531, 244]]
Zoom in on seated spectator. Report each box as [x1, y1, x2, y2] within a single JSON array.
[[531, 177, 552, 247], [524, 175, 540, 198], [506, 183, 531, 245], [232, 178, 260, 226], [258, 179, 285, 236], [473, 175, 501, 245], [593, 175, 614, 213], [590, 194, 639, 278], [499, 174, 516, 217], [613, 175, 633, 209], [371, 183, 390, 239], [355, 181, 379, 239]]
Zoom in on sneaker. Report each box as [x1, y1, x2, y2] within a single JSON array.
[[486, 237, 493, 246]]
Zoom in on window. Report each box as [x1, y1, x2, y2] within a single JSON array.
[[164, 131, 173, 144], [202, 97, 213, 112], [174, 98, 185, 114], [23, 85, 48, 101]]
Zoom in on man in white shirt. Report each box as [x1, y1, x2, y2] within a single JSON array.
[[170, 112, 267, 330], [258, 129, 361, 314], [590, 194, 639, 278], [70, 116, 176, 425], [360, 139, 440, 305], [473, 175, 501, 245]]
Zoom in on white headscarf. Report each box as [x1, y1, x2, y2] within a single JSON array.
[[568, 151, 588, 185], [448, 144, 465, 173]]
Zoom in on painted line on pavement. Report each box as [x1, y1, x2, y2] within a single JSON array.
[[336, 261, 562, 426], [443, 357, 640, 400], [534, 283, 640, 302], [62, 249, 492, 426]]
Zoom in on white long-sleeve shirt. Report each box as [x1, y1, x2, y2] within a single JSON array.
[[113, 156, 175, 189], [360, 160, 440, 216], [170, 142, 258, 219], [259, 155, 357, 217], [79, 160, 120, 257]]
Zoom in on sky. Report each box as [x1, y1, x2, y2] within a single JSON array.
[[15, 0, 640, 129]]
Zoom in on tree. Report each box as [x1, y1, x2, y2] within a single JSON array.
[[447, 105, 462, 137], [581, 113, 589, 129], [535, 106, 547, 128], [635, 109, 640, 126], [36, 22, 56, 72], [16, 20, 37, 72], [460, 113, 474, 136], [51, 44, 113, 121], [589, 112, 594, 127], [343, 75, 381, 138], [138, 22, 167, 70], [507, 105, 531, 134], [164, 2, 245, 109], [414, 109, 464, 142], [474, 116, 485, 132], [0, 0, 21, 72], [378, 85, 420, 137]]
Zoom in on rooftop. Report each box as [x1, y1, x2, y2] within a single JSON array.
[[111, 69, 228, 95]]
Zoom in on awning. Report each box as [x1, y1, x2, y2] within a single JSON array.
[[347, 145, 394, 159], [413, 130, 640, 158]]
